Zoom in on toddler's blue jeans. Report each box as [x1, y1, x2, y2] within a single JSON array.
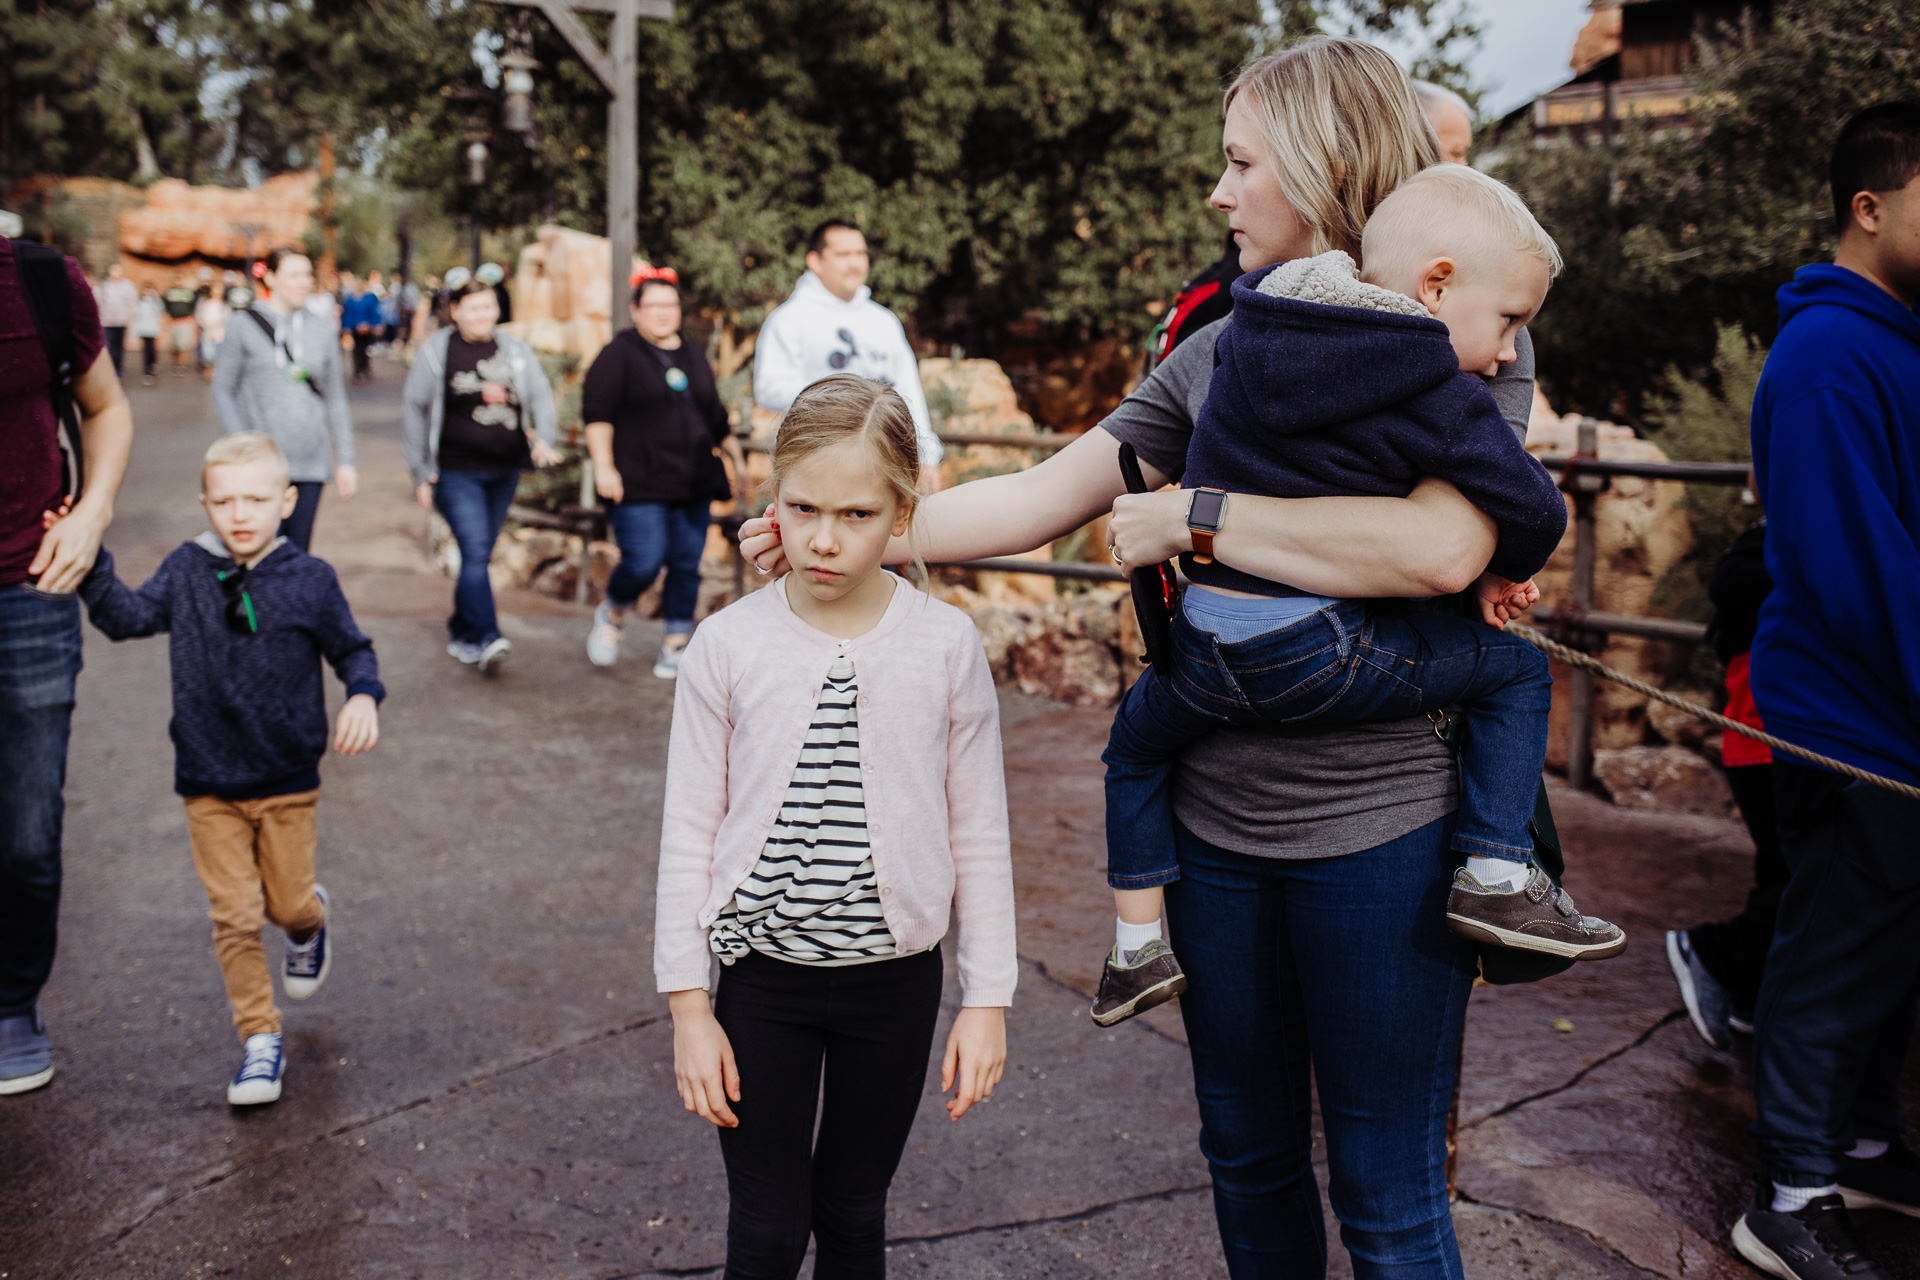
[[1103, 597, 1550, 890]]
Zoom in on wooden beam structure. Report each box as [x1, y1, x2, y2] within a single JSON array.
[[482, 0, 675, 333]]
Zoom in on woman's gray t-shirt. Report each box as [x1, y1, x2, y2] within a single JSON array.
[[1099, 318, 1537, 858]]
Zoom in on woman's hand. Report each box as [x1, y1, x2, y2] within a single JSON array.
[[670, 990, 740, 1127], [332, 694, 380, 755], [1107, 488, 1192, 572], [940, 1006, 1006, 1121], [529, 438, 563, 468], [595, 463, 625, 505], [335, 464, 358, 501], [737, 514, 787, 577], [415, 481, 436, 511]]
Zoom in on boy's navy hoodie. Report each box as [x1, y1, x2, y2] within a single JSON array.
[[1184, 255, 1566, 596], [81, 535, 385, 799], [1750, 263, 1920, 786]]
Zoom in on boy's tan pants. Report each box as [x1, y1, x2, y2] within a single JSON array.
[[183, 790, 328, 1041]]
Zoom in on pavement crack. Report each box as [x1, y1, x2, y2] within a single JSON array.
[[1464, 1010, 1683, 1129], [597, 1184, 1216, 1279], [1454, 1189, 1670, 1279], [89, 1013, 664, 1255]]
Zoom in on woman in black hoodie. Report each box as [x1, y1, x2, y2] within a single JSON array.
[[581, 273, 742, 677]]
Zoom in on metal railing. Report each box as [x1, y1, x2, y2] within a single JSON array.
[[533, 419, 1740, 789]]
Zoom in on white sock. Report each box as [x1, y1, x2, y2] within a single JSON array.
[[1464, 855, 1531, 892], [1771, 1182, 1839, 1213], [1848, 1137, 1890, 1161], [1115, 916, 1163, 958]]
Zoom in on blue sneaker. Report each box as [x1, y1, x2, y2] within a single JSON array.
[[0, 1003, 54, 1095], [1666, 929, 1732, 1051], [283, 884, 331, 1001], [228, 1031, 284, 1106]]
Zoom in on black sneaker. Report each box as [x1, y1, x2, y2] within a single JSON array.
[[1666, 929, 1733, 1051], [1090, 939, 1187, 1027], [1732, 1189, 1889, 1279], [1840, 1141, 1920, 1219]]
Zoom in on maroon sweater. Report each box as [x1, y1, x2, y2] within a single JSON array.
[[0, 238, 104, 585]]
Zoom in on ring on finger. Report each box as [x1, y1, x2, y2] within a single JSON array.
[[752, 560, 773, 576], [1110, 546, 1124, 566]]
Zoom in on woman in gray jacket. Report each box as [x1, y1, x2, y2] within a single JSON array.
[[401, 279, 559, 672], [211, 249, 355, 551]]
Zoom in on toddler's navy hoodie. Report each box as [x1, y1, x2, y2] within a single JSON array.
[[81, 534, 385, 799]]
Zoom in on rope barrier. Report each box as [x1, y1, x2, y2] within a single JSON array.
[[1506, 622, 1920, 803]]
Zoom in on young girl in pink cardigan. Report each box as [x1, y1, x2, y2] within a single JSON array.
[[655, 374, 1017, 1278]]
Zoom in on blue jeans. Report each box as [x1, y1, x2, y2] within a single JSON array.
[[0, 586, 82, 1017], [1103, 599, 1550, 889], [1166, 818, 1476, 1279], [605, 500, 709, 632], [434, 468, 520, 645], [284, 481, 323, 553], [1753, 763, 1920, 1186]]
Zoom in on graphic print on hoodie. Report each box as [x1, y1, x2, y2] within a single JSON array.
[[752, 270, 941, 464]]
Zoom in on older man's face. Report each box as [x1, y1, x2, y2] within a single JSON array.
[[1428, 99, 1473, 166]]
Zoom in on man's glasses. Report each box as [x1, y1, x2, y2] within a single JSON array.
[[218, 567, 258, 635]]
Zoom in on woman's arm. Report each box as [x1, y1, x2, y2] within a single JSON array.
[[1107, 476, 1497, 599]]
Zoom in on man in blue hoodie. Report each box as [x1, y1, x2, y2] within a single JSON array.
[[1732, 103, 1920, 1280]]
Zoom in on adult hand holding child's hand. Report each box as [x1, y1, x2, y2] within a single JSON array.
[[670, 990, 740, 1127], [333, 693, 379, 755], [941, 1006, 1006, 1121]]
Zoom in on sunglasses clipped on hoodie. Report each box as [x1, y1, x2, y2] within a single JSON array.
[[217, 564, 259, 635]]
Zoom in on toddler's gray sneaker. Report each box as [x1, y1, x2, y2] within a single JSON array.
[[1446, 866, 1626, 961], [1091, 939, 1188, 1027]]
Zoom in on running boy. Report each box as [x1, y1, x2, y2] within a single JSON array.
[[80, 432, 383, 1105], [1095, 165, 1623, 1026]]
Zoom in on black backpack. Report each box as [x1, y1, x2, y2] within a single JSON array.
[[13, 239, 86, 501]]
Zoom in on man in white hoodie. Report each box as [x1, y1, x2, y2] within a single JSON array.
[[754, 221, 942, 489]]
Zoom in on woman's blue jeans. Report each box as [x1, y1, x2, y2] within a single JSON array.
[[605, 500, 709, 632], [433, 468, 520, 646], [1164, 816, 1476, 1280]]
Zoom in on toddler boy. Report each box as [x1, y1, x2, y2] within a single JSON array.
[[81, 432, 383, 1103], [1095, 165, 1623, 1026]]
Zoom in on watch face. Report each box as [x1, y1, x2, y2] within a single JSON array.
[[1189, 488, 1227, 530]]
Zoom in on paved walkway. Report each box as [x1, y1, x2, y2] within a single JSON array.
[[2, 365, 1914, 1278]]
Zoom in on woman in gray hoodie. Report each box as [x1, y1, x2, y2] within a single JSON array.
[[211, 249, 355, 551]]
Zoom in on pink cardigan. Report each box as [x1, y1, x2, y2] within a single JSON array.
[[654, 576, 1017, 1007]]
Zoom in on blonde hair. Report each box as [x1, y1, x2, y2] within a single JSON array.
[[770, 375, 925, 586], [202, 431, 290, 491], [1359, 164, 1563, 289], [1224, 37, 1441, 260]]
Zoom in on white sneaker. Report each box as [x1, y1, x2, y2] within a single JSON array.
[[227, 1032, 284, 1106], [653, 639, 688, 680], [586, 600, 625, 667], [283, 885, 331, 1001], [446, 640, 483, 664], [477, 635, 511, 674]]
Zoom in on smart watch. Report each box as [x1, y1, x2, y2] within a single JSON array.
[[1186, 487, 1227, 565]]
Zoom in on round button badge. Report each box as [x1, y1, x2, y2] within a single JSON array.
[[665, 367, 689, 392]]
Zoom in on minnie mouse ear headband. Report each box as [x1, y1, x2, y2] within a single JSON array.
[[630, 264, 679, 287]]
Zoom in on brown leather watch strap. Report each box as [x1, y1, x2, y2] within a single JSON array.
[[1190, 526, 1216, 564]]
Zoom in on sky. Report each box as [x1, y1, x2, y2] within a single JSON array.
[[1466, 0, 1595, 118]]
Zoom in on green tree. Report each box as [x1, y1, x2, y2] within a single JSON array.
[[1495, 0, 1920, 423]]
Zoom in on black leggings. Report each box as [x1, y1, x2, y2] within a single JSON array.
[[713, 946, 943, 1280]]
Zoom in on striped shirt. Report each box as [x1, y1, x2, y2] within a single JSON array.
[[709, 650, 899, 966]]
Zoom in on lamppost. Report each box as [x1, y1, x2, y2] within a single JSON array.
[[479, 0, 674, 335]]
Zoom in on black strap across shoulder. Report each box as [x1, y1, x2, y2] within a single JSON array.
[[14, 239, 85, 499]]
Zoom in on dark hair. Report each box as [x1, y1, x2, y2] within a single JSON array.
[[806, 219, 862, 256], [262, 247, 308, 276], [1831, 102, 1920, 233], [631, 277, 680, 307], [449, 279, 495, 303]]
